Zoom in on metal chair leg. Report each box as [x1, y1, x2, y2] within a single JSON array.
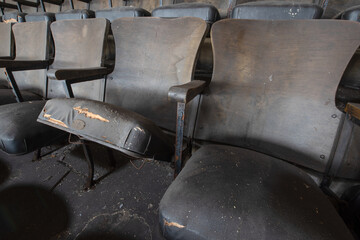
[[32, 148, 41, 161], [81, 140, 94, 190], [107, 148, 116, 170]]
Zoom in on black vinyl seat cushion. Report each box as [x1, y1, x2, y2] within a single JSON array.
[[231, 1, 323, 20], [3, 12, 26, 22], [95, 7, 150, 22], [338, 5, 360, 21], [25, 12, 56, 22], [55, 9, 95, 20], [0, 100, 65, 154], [0, 89, 42, 105], [159, 145, 354, 240], [37, 98, 174, 161], [152, 3, 220, 24]]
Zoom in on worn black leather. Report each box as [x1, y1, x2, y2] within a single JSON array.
[[0, 101, 65, 154], [38, 98, 173, 161], [25, 12, 56, 22], [95, 7, 150, 22], [152, 3, 220, 24], [231, 1, 323, 19], [160, 145, 354, 240], [0, 89, 42, 105], [339, 5, 360, 21], [3, 12, 26, 22], [55, 9, 95, 20]]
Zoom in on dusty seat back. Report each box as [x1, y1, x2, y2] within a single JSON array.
[[0, 22, 14, 88], [48, 18, 109, 99], [0, 22, 13, 58], [105, 17, 206, 132], [194, 19, 360, 173], [231, 1, 323, 19], [12, 21, 50, 97]]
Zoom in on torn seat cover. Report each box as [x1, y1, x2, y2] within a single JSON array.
[[37, 98, 174, 161]]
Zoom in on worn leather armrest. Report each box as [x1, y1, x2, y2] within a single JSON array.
[[345, 102, 360, 122], [0, 59, 49, 71], [168, 80, 207, 103], [47, 67, 109, 82]]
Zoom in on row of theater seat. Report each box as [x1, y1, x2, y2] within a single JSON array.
[[0, 2, 360, 240], [2, 2, 360, 88]]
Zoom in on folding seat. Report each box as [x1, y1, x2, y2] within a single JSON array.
[[0, 21, 14, 89], [2, 12, 26, 22], [0, 18, 110, 157], [159, 19, 360, 239], [152, 3, 220, 81], [37, 17, 208, 188], [95, 6, 150, 21], [0, 11, 27, 89], [55, 9, 94, 20], [95, 6, 150, 68], [25, 12, 56, 22], [231, 1, 323, 19]]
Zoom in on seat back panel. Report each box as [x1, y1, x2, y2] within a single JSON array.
[[0, 23, 13, 88], [12, 21, 50, 97], [0, 23, 13, 58], [48, 18, 109, 100], [195, 19, 360, 172], [106, 17, 206, 131]]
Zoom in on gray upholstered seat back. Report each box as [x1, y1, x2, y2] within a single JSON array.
[[12, 21, 50, 97], [48, 18, 109, 100], [105, 17, 206, 131], [0, 22, 13, 58], [231, 1, 323, 19], [340, 5, 360, 21], [95, 7, 150, 22], [194, 19, 360, 173], [0, 22, 14, 88]]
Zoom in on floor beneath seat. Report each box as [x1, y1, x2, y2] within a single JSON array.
[[0, 142, 173, 240]]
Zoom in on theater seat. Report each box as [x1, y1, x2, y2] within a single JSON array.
[[0, 21, 14, 89], [152, 3, 220, 82], [231, 1, 323, 19], [160, 145, 354, 240], [25, 12, 55, 22], [0, 101, 62, 154], [55, 9, 95, 20], [2, 12, 26, 22], [95, 6, 150, 22], [152, 3, 219, 24], [0, 18, 110, 156], [95, 6, 150, 69], [38, 17, 208, 187], [159, 19, 360, 240]]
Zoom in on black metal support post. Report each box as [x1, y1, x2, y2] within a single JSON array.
[[32, 148, 41, 161], [63, 80, 74, 98], [40, 0, 46, 12], [174, 102, 185, 177], [5, 69, 24, 102], [81, 139, 94, 189]]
